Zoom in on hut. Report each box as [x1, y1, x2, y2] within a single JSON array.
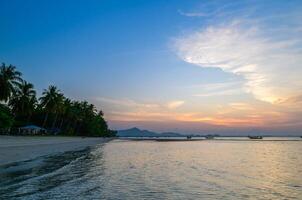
[[19, 125, 47, 135]]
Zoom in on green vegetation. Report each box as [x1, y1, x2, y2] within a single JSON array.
[[0, 63, 116, 137]]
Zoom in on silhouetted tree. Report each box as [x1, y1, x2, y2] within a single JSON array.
[[39, 85, 63, 128], [9, 80, 36, 124], [0, 63, 22, 102], [0, 63, 116, 137]]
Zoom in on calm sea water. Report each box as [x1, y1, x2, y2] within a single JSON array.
[[1, 138, 302, 199]]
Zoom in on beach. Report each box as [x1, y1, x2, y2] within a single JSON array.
[[1, 139, 301, 199], [0, 136, 111, 166]]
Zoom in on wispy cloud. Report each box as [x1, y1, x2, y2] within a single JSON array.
[[228, 103, 254, 111], [95, 97, 159, 109], [189, 80, 244, 97], [193, 88, 242, 97], [201, 81, 241, 91], [95, 97, 302, 131], [174, 12, 302, 104], [178, 9, 208, 17], [167, 100, 184, 109], [277, 94, 302, 105], [95, 97, 184, 112], [187, 81, 242, 90], [177, 2, 235, 18], [100, 2, 302, 132]]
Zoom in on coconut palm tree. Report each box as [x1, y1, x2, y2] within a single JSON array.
[[39, 85, 63, 128], [9, 80, 37, 120], [57, 98, 72, 130], [0, 63, 22, 102], [0, 103, 14, 128], [51, 93, 64, 129], [70, 101, 82, 134]]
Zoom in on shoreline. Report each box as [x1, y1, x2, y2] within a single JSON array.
[[0, 136, 112, 166], [119, 137, 302, 142]]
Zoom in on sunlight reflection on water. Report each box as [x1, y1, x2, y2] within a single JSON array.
[[1, 139, 302, 199]]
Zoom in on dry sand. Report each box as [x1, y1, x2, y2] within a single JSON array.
[[0, 136, 111, 166]]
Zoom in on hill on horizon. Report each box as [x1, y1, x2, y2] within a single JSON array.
[[117, 127, 184, 137]]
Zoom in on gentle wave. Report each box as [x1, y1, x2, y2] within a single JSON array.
[[1, 140, 301, 199]]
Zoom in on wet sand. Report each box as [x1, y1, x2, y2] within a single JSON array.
[[0, 136, 111, 166]]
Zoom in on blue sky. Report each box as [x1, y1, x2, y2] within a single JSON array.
[[1, 0, 302, 134]]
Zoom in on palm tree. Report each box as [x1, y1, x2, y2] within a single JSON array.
[[9, 80, 37, 121], [58, 98, 72, 130], [70, 101, 82, 134], [51, 93, 64, 129], [39, 85, 63, 128], [0, 63, 22, 102]]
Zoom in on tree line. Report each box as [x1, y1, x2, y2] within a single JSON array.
[[0, 63, 116, 137]]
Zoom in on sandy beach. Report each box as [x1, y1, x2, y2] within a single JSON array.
[[0, 136, 111, 166]]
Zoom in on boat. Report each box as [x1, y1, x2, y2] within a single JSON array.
[[248, 136, 263, 139], [205, 135, 214, 139]]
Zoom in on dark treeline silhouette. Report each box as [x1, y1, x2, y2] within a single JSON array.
[[0, 63, 116, 137]]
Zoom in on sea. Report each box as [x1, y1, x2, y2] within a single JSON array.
[[1, 137, 302, 199]]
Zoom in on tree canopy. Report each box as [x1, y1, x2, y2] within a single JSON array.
[[0, 63, 22, 102], [0, 63, 116, 137]]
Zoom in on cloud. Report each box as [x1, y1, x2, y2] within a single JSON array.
[[228, 102, 254, 111], [193, 88, 242, 97], [95, 2, 302, 132], [178, 9, 208, 17], [95, 97, 302, 132], [107, 109, 272, 127], [201, 81, 241, 91], [277, 94, 302, 105], [95, 97, 159, 109], [174, 12, 302, 104], [167, 100, 184, 109], [96, 97, 185, 110], [189, 80, 245, 97], [177, 2, 233, 18]]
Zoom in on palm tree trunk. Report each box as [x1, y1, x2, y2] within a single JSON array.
[[76, 122, 82, 135], [65, 118, 71, 130], [59, 118, 64, 129], [51, 113, 58, 129], [73, 120, 78, 134], [42, 112, 49, 128], [26, 113, 32, 124]]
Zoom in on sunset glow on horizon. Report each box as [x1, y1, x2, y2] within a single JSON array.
[[1, 0, 302, 135]]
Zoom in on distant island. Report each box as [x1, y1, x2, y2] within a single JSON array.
[[118, 127, 183, 137], [117, 127, 220, 137]]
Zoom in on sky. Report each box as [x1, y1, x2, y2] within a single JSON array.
[[1, 0, 302, 135]]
